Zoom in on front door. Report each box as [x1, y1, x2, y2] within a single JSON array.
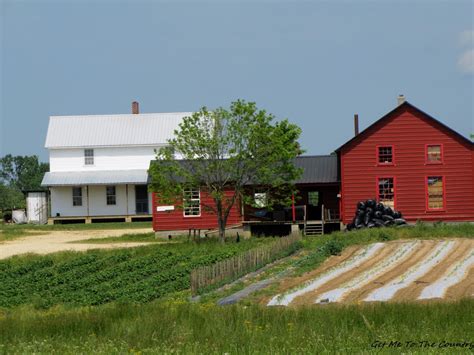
[[135, 185, 149, 214]]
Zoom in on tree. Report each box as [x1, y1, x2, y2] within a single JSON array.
[[149, 100, 303, 242], [0, 155, 49, 214], [0, 183, 25, 211], [0, 155, 49, 191]]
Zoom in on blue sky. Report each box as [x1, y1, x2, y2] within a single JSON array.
[[1, 0, 473, 162]]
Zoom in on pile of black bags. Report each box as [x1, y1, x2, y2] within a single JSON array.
[[346, 199, 407, 230]]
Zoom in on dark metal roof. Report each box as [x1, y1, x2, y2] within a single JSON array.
[[148, 155, 339, 185], [294, 155, 338, 184], [336, 101, 474, 152]]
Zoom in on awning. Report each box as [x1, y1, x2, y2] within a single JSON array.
[[41, 170, 149, 186]]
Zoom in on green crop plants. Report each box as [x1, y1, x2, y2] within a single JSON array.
[[0, 237, 272, 308]]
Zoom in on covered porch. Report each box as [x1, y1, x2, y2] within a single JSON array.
[[41, 170, 153, 224], [243, 183, 341, 236]]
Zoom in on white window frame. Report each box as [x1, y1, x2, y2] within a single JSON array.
[[254, 192, 267, 208], [84, 149, 94, 165], [183, 188, 201, 217]]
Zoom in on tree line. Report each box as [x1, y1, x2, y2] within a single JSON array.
[[0, 155, 49, 213]]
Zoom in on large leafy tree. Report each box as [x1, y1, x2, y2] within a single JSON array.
[[0, 155, 49, 212], [0, 155, 49, 191], [149, 100, 303, 242]]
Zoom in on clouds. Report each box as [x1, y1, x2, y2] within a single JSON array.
[[458, 30, 474, 74]]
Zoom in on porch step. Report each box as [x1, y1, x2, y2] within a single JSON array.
[[304, 223, 323, 236]]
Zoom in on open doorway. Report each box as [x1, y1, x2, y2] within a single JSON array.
[[135, 185, 149, 214]]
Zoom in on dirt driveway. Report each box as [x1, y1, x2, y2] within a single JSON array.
[[0, 228, 153, 260]]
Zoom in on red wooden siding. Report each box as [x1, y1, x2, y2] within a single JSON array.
[[340, 105, 474, 224], [152, 189, 242, 231]]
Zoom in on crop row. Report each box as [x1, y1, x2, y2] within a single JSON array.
[[0, 239, 270, 308]]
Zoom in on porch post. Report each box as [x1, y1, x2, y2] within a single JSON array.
[[291, 194, 296, 222]]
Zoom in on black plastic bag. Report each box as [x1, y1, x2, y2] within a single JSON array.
[[383, 206, 394, 216], [366, 199, 376, 208], [394, 218, 407, 225]]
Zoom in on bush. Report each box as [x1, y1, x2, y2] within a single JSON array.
[[320, 238, 344, 256]]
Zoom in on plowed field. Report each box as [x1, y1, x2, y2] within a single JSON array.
[[267, 239, 473, 306]]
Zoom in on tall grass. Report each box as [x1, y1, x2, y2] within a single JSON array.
[[0, 299, 472, 354]]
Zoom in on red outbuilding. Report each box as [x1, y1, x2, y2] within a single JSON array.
[[337, 100, 474, 224]]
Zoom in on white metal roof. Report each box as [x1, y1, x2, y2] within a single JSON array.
[[45, 112, 193, 148], [41, 170, 149, 186]]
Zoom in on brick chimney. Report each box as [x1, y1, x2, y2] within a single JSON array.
[[132, 101, 139, 114], [354, 114, 359, 136]]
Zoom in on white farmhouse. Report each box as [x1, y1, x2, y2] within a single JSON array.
[[41, 102, 190, 224]]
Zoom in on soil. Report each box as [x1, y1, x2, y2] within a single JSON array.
[[392, 239, 473, 302], [258, 245, 362, 306], [265, 238, 474, 306], [0, 228, 153, 259]]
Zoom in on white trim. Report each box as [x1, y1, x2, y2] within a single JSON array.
[[183, 188, 201, 217]]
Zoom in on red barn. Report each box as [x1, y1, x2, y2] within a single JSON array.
[[337, 100, 474, 224]]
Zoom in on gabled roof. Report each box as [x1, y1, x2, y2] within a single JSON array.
[[336, 101, 473, 152], [45, 112, 192, 148], [148, 155, 339, 185]]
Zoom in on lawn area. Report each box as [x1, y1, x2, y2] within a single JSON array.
[[0, 223, 473, 353], [0, 299, 472, 354], [0, 221, 152, 241]]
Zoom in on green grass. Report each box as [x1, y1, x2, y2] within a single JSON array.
[[0, 299, 472, 354], [0, 237, 273, 308], [0, 221, 152, 241], [69, 232, 172, 244], [1, 224, 473, 353]]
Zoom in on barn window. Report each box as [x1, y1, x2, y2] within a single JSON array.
[[378, 177, 395, 208], [84, 149, 94, 165], [72, 187, 82, 206], [106, 186, 116, 205], [254, 192, 267, 208], [426, 145, 442, 163], [308, 191, 319, 206], [427, 176, 444, 210], [183, 188, 200, 216], [377, 146, 393, 164]]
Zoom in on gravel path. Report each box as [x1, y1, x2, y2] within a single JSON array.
[[0, 228, 152, 260]]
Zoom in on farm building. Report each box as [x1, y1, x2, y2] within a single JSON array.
[[150, 97, 474, 235], [41, 102, 191, 224], [337, 97, 474, 225], [151, 155, 341, 236]]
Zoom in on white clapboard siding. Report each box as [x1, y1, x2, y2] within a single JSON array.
[[50, 185, 152, 217], [49, 146, 165, 172]]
